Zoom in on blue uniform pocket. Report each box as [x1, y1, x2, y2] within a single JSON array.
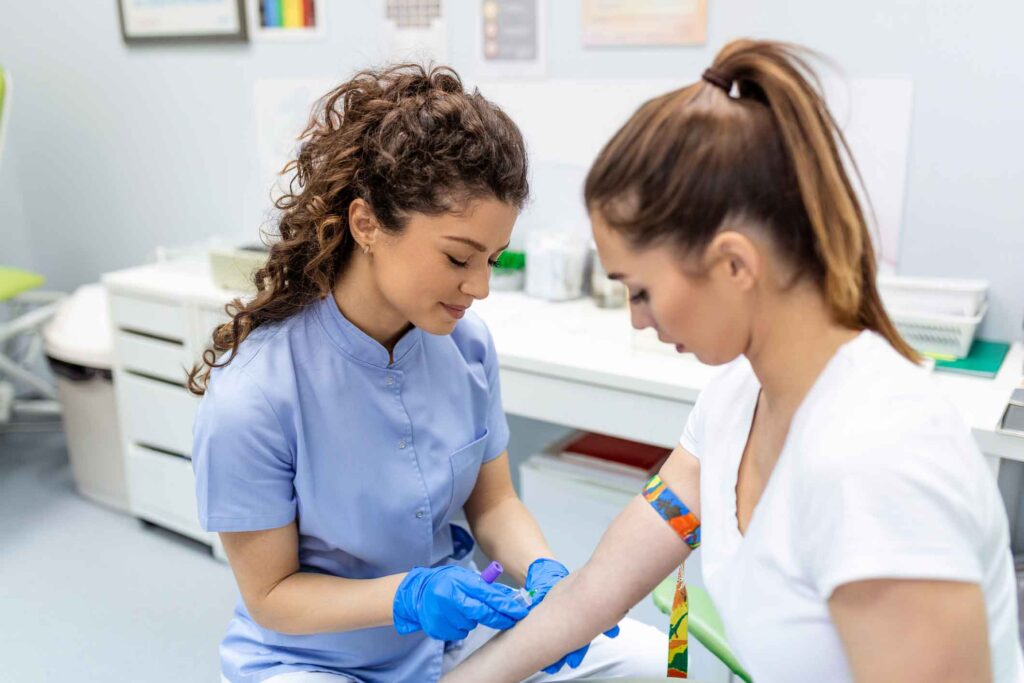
[[445, 430, 489, 521]]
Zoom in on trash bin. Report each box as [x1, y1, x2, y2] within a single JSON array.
[[42, 284, 129, 513]]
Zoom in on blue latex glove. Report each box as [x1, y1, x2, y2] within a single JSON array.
[[525, 558, 621, 675], [393, 565, 529, 641]]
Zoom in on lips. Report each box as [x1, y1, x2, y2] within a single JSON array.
[[442, 303, 468, 320]]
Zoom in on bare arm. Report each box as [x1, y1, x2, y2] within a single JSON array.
[[219, 522, 405, 635], [464, 451, 554, 585], [830, 579, 992, 682], [442, 445, 700, 683]]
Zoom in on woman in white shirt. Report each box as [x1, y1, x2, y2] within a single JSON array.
[[442, 39, 1024, 683]]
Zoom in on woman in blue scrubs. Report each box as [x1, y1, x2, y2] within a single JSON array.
[[188, 65, 665, 683]]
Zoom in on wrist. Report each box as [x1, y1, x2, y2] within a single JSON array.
[[392, 567, 429, 634]]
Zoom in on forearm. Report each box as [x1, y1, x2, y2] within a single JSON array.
[[444, 495, 691, 683], [469, 494, 552, 585], [249, 571, 405, 635]]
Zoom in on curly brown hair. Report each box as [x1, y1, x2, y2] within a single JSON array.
[[187, 64, 529, 395]]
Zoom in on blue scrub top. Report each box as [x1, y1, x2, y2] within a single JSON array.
[[192, 294, 510, 683]]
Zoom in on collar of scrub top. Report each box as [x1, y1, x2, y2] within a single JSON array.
[[316, 294, 423, 369]]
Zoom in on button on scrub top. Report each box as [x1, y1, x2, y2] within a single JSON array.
[[192, 294, 510, 683]]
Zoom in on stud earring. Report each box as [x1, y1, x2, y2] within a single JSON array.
[[362, 245, 370, 255]]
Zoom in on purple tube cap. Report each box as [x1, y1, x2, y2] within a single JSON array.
[[480, 561, 503, 584]]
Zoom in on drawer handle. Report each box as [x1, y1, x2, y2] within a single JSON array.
[[118, 327, 184, 346], [125, 369, 188, 389], [136, 442, 191, 461]]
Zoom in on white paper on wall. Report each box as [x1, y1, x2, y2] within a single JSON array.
[[254, 75, 913, 268], [472, 77, 913, 268]]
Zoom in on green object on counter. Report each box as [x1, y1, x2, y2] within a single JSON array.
[[933, 339, 1010, 378], [495, 250, 525, 271]]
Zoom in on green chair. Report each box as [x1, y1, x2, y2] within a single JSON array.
[[0, 69, 65, 423], [653, 574, 752, 683]]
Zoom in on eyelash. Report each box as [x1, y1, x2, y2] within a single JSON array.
[[447, 255, 500, 269]]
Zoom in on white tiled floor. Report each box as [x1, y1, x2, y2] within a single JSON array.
[[0, 425, 238, 683]]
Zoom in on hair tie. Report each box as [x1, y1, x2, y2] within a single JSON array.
[[701, 68, 732, 93]]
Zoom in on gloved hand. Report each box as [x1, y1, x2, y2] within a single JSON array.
[[525, 558, 621, 675], [393, 565, 529, 641]]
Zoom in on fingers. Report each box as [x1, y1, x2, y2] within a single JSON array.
[[458, 596, 523, 630], [542, 657, 567, 675], [457, 577, 530, 620], [564, 645, 589, 669]]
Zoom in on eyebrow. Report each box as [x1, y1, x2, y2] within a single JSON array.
[[445, 236, 510, 253], [606, 272, 625, 281]]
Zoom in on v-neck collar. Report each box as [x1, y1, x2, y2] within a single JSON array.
[[727, 330, 871, 544]]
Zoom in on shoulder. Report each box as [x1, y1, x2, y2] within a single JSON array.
[[796, 334, 978, 491], [203, 307, 316, 411]]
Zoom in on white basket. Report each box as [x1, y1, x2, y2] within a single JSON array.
[[890, 304, 987, 359], [878, 275, 988, 317]]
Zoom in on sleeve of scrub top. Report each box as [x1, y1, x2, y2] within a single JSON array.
[[481, 326, 510, 464], [192, 368, 297, 532], [800, 417, 985, 600], [678, 386, 707, 459]]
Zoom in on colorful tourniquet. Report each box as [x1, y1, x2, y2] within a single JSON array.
[[642, 474, 701, 678], [668, 564, 689, 678], [642, 474, 701, 549]]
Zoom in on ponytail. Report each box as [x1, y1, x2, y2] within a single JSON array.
[[585, 39, 918, 362]]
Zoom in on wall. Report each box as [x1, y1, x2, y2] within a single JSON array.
[[1, 0, 1021, 338]]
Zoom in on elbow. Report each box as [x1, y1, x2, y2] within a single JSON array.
[[244, 598, 308, 636], [245, 601, 283, 632]]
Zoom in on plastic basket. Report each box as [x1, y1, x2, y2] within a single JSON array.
[[878, 275, 988, 317], [890, 304, 987, 359]]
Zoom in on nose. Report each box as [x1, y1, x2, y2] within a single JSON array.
[[629, 303, 654, 331], [460, 264, 490, 301]]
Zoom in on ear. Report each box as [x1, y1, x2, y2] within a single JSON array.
[[348, 198, 381, 251], [707, 231, 760, 291]]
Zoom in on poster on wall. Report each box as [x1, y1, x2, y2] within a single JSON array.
[[581, 0, 707, 47], [381, 0, 448, 63], [117, 0, 248, 43], [475, 0, 546, 79]]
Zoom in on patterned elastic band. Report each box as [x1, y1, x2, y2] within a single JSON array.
[[642, 474, 701, 550]]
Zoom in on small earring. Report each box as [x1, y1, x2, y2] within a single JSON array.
[[362, 245, 370, 255]]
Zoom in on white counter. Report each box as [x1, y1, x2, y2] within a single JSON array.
[[103, 258, 1024, 469]]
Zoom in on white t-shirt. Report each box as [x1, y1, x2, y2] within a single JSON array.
[[680, 330, 1023, 683]]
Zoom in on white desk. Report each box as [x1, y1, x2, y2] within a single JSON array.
[[472, 292, 1024, 472], [101, 259, 1024, 549]]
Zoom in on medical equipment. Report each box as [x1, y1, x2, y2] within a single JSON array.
[[525, 232, 587, 301], [589, 243, 627, 309], [209, 244, 269, 291], [878, 275, 989, 358], [480, 561, 535, 607]]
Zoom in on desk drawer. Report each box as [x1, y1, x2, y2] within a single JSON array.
[[119, 373, 199, 456], [126, 444, 204, 541], [116, 331, 189, 385], [110, 294, 187, 342]]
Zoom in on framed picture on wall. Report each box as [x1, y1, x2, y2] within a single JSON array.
[[249, 0, 325, 42], [117, 0, 248, 44]]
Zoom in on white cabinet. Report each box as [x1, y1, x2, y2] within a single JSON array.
[[103, 265, 233, 551]]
